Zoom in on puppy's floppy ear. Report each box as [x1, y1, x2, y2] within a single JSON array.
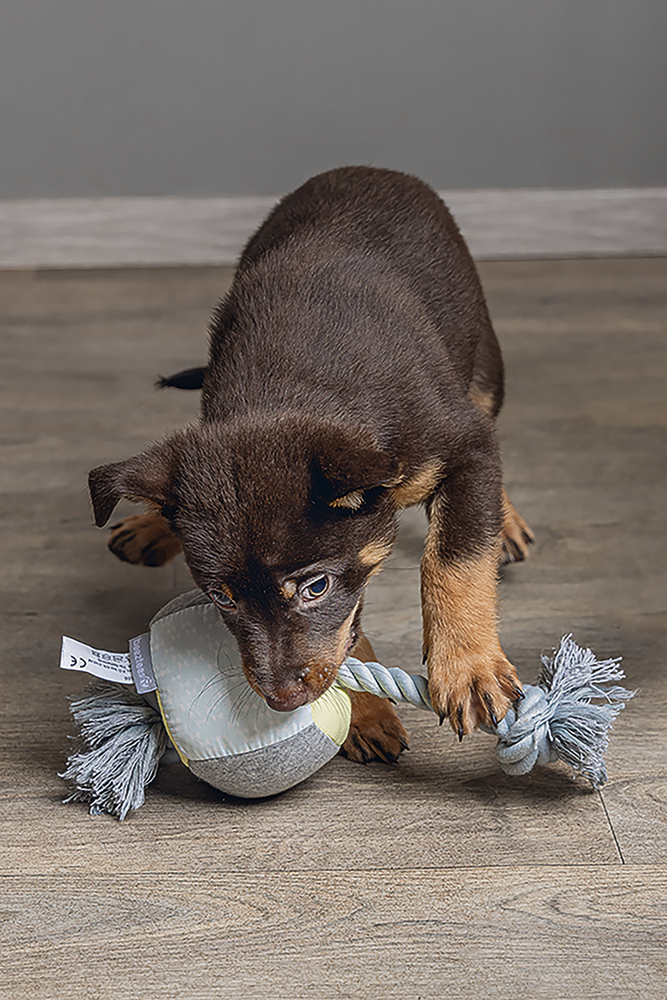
[[88, 439, 181, 527], [313, 425, 403, 508]]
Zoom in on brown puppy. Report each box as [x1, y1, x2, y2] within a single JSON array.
[[90, 166, 532, 761]]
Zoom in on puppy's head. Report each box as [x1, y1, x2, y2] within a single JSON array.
[[89, 417, 401, 710]]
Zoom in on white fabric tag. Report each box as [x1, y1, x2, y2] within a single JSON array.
[[60, 636, 133, 684]]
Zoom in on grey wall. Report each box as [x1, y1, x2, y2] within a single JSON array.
[[1, 0, 666, 199]]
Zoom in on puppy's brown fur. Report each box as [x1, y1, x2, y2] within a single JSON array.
[[90, 166, 533, 754]]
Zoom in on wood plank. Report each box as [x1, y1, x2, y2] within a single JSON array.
[[0, 713, 620, 875], [477, 258, 667, 866], [0, 867, 664, 999], [2, 189, 666, 269], [598, 701, 667, 864]]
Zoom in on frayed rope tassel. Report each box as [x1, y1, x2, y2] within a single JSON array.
[[486, 634, 636, 788], [60, 682, 168, 820]]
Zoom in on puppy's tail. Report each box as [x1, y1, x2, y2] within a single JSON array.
[[155, 366, 207, 390]]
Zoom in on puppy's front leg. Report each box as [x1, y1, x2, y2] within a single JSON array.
[[421, 458, 523, 738]]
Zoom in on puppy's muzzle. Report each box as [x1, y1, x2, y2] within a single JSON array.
[[245, 659, 343, 712], [241, 627, 357, 712], [263, 684, 313, 712]]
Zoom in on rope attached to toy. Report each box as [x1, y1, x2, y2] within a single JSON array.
[[337, 659, 433, 709], [337, 634, 634, 789]]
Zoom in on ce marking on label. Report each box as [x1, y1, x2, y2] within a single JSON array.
[[70, 656, 87, 669]]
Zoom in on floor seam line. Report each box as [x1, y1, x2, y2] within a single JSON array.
[[598, 789, 625, 865]]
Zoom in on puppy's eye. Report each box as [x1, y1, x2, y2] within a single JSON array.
[[300, 575, 330, 602], [210, 590, 236, 610]]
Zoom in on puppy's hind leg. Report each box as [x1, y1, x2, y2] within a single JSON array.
[[339, 631, 410, 765], [466, 328, 534, 565], [501, 487, 534, 565], [107, 511, 182, 567]]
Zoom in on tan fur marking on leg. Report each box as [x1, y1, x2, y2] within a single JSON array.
[[421, 525, 521, 734], [390, 458, 443, 508], [340, 627, 410, 763], [421, 543, 501, 659], [340, 689, 410, 763]]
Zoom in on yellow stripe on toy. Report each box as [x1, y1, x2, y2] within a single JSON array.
[[311, 684, 352, 745]]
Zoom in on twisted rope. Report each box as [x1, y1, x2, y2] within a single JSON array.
[[337, 658, 433, 710], [337, 635, 635, 788]]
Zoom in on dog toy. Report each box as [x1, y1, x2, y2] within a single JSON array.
[[60, 590, 634, 819]]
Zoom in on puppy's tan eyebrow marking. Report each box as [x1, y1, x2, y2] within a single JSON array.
[[329, 489, 364, 510], [280, 580, 297, 600]]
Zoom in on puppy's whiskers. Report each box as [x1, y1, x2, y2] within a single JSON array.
[[191, 671, 225, 707], [202, 676, 248, 721], [229, 682, 258, 726]]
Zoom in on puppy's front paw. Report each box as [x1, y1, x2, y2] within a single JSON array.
[[107, 513, 181, 567], [426, 647, 523, 739], [340, 690, 410, 764]]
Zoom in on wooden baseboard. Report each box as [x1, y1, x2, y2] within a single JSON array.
[[1, 188, 665, 269]]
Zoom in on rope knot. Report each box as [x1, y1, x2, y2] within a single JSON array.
[[489, 685, 557, 775], [485, 635, 636, 788]]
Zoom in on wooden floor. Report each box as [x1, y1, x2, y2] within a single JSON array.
[[1, 258, 666, 998]]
